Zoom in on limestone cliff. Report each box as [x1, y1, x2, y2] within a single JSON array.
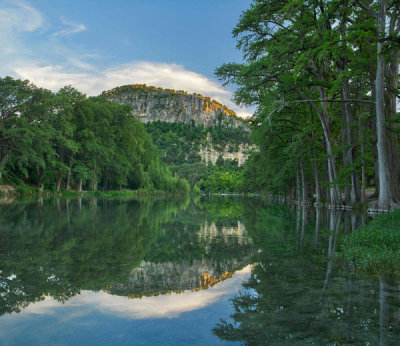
[[103, 84, 247, 128]]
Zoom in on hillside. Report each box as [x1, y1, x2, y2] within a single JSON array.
[[103, 84, 248, 128], [103, 84, 255, 166]]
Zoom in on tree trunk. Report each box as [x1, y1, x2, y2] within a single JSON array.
[[296, 163, 301, 202], [317, 87, 342, 206], [300, 158, 308, 203], [78, 178, 83, 192], [341, 104, 351, 205], [358, 113, 366, 204], [66, 172, 71, 191], [0, 155, 7, 181], [341, 80, 361, 205], [56, 175, 62, 192], [310, 109, 321, 205], [375, 0, 399, 209]]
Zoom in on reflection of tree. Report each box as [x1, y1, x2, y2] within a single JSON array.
[[0, 198, 186, 316], [144, 197, 256, 265], [109, 197, 257, 297], [0, 196, 257, 315], [213, 204, 400, 345]]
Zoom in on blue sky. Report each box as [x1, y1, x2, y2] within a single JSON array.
[[0, 0, 252, 116]]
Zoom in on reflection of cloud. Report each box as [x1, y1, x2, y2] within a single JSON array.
[[22, 265, 252, 320], [14, 61, 253, 118]]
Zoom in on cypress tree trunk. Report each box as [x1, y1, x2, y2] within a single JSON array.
[[341, 104, 351, 205], [300, 158, 308, 203], [375, 0, 400, 209], [317, 87, 342, 206], [66, 172, 71, 191], [358, 110, 366, 204], [341, 80, 360, 205], [296, 163, 301, 202], [78, 178, 83, 192], [56, 175, 62, 192], [310, 109, 321, 205]]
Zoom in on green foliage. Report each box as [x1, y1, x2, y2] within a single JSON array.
[[0, 77, 189, 195], [169, 162, 209, 187], [195, 165, 244, 193], [145, 120, 251, 166], [215, 0, 395, 205], [0, 197, 189, 314], [342, 211, 400, 274]]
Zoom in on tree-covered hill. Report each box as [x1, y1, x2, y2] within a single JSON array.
[[0, 77, 189, 193]]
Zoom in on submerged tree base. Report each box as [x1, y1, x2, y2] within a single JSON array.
[[342, 210, 400, 276]]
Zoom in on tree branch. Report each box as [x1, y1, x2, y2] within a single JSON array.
[[356, 0, 377, 19]]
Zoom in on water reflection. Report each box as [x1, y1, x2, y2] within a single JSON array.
[[20, 266, 252, 320], [0, 197, 255, 319], [213, 204, 400, 345], [2, 197, 400, 345]]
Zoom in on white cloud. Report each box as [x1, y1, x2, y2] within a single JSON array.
[[0, 0, 43, 54], [0, 1, 252, 117], [0, 0, 42, 32], [51, 17, 86, 37], [14, 61, 253, 117]]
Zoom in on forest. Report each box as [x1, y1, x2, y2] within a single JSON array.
[[0, 77, 189, 194], [145, 120, 251, 193], [216, 0, 400, 210]]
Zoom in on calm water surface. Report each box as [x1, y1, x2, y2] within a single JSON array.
[[0, 196, 399, 345]]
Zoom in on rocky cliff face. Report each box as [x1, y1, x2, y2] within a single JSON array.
[[103, 84, 247, 128], [200, 139, 255, 166]]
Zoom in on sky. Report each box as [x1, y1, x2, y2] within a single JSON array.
[[0, 0, 253, 117]]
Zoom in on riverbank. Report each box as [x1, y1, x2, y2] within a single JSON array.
[[342, 210, 400, 276], [0, 184, 189, 199]]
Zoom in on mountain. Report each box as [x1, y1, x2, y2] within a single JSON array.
[[103, 84, 247, 128], [103, 84, 256, 173]]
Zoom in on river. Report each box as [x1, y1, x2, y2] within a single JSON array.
[[0, 196, 399, 345]]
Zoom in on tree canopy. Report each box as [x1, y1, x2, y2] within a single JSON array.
[[217, 0, 400, 209], [0, 77, 189, 194]]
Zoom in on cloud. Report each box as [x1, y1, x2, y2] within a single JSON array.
[[0, 2, 252, 117], [14, 61, 253, 117], [0, 0, 42, 32], [0, 0, 43, 54], [51, 17, 86, 37]]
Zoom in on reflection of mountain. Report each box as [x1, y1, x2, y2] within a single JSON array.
[[110, 218, 254, 297], [0, 197, 185, 316], [198, 221, 251, 246], [109, 258, 250, 298], [0, 196, 256, 317]]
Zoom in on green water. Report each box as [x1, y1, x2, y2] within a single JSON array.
[[0, 196, 399, 345]]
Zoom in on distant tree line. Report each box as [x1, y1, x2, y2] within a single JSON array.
[[217, 0, 400, 209], [0, 77, 189, 193]]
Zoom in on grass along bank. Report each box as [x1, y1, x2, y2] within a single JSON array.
[[342, 210, 400, 276]]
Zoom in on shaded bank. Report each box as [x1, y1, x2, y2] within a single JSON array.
[[342, 210, 400, 275]]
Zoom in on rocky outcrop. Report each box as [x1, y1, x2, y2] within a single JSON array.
[[200, 140, 256, 166], [103, 84, 247, 128]]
